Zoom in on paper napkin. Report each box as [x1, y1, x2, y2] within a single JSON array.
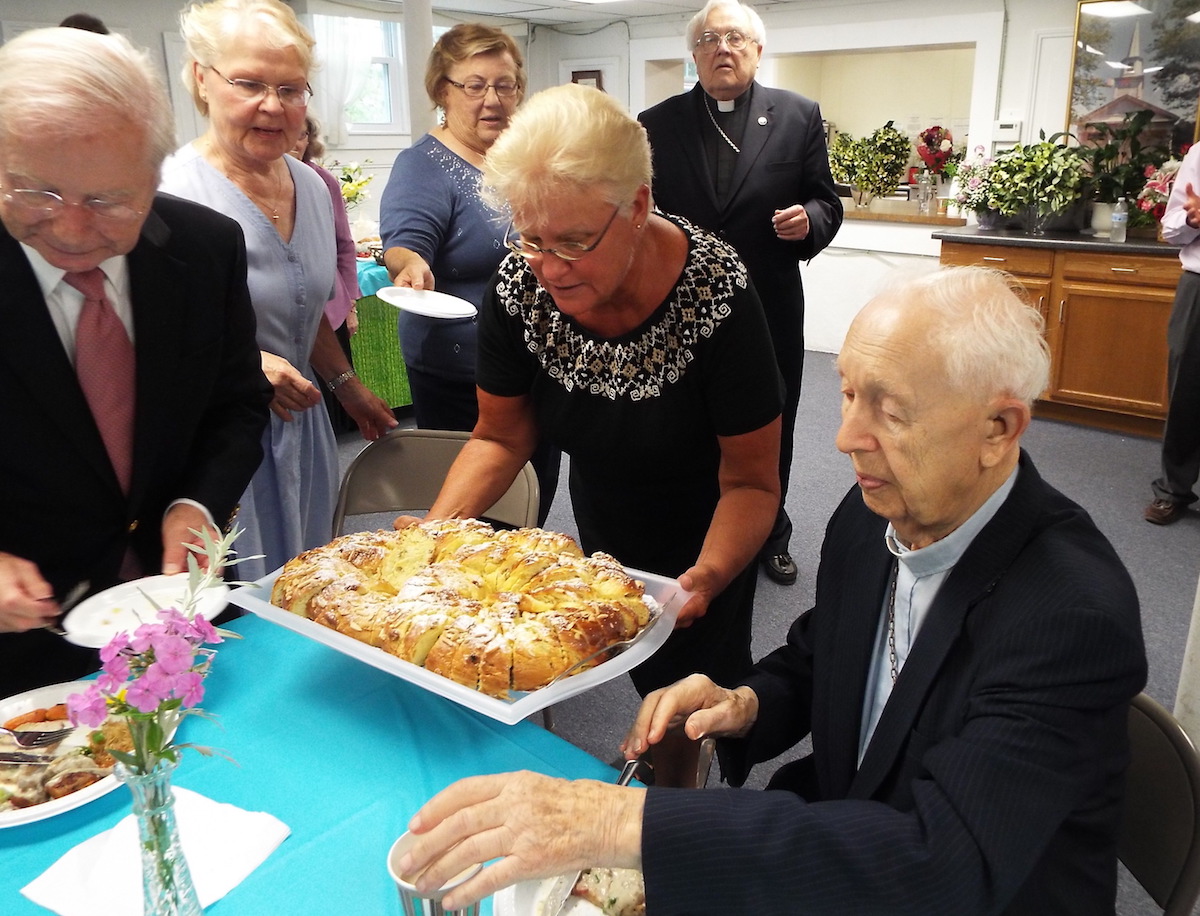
[[22, 788, 290, 915]]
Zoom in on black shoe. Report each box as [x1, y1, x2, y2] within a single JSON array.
[[762, 552, 798, 585]]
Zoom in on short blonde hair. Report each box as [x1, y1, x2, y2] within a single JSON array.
[[425, 23, 525, 110], [889, 266, 1051, 405], [482, 83, 651, 224], [0, 27, 175, 173], [179, 0, 315, 118]]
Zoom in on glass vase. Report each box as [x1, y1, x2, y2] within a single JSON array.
[[975, 208, 1002, 230], [115, 758, 203, 916], [1020, 205, 1051, 236], [852, 187, 876, 210]]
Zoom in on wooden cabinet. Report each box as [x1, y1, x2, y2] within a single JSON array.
[[940, 238, 1180, 437]]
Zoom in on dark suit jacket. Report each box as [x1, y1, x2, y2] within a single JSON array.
[[641, 453, 1147, 915], [0, 193, 272, 695], [639, 82, 843, 357]]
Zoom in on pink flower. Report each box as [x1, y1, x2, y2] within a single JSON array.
[[67, 685, 109, 729], [125, 664, 177, 713], [189, 615, 222, 646], [151, 633, 197, 675], [175, 672, 206, 708]]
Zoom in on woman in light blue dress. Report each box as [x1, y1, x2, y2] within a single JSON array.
[[163, 0, 395, 579]]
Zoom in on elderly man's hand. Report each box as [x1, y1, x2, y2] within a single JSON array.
[[161, 505, 218, 576], [334, 378, 399, 441], [772, 203, 810, 241], [401, 770, 645, 911], [0, 552, 59, 633], [621, 673, 759, 759]]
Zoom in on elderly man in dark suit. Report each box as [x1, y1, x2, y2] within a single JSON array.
[[393, 266, 1146, 916], [639, 0, 843, 586], [0, 27, 271, 697]]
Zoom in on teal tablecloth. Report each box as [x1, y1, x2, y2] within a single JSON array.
[[3, 614, 615, 914], [356, 258, 391, 297]]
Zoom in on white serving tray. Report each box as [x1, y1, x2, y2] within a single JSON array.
[[229, 567, 684, 726]]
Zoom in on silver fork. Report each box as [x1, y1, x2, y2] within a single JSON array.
[[0, 725, 76, 748]]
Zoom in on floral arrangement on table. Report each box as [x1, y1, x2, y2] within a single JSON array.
[[829, 121, 911, 208], [954, 145, 998, 216], [915, 125, 963, 176], [987, 135, 1086, 233], [1136, 157, 1183, 224], [67, 527, 255, 916], [326, 159, 374, 209]]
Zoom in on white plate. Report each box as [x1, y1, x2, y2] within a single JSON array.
[[376, 285, 477, 319], [0, 681, 118, 828], [62, 574, 230, 649], [494, 877, 604, 916], [229, 566, 685, 726]]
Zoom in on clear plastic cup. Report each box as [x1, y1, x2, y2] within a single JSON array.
[[386, 831, 482, 916]]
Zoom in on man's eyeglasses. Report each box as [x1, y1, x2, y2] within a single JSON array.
[[506, 206, 621, 262], [693, 30, 755, 53], [208, 66, 313, 108], [0, 185, 144, 222], [444, 77, 520, 99]]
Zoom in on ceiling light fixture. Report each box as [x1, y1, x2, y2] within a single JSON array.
[[1081, 1, 1154, 17]]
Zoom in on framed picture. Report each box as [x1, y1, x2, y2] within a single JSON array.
[[571, 69, 604, 91], [1068, 0, 1200, 150]]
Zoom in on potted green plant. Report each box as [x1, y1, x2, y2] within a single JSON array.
[[829, 121, 910, 210], [1076, 110, 1169, 234], [987, 134, 1087, 235]]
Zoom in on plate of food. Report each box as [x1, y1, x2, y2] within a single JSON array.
[[376, 285, 477, 319], [494, 868, 645, 916], [228, 520, 687, 725], [62, 574, 230, 649], [0, 681, 129, 828]]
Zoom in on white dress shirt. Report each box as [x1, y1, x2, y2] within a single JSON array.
[[1161, 143, 1200, 273]]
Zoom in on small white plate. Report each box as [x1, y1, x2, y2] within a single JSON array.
[[62, 575, 230, 649], [376, 286, 477, 319], [0, 681, 117, 828], [494, 877, 603, 916]]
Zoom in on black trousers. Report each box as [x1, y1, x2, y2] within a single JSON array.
[[1153, 270, 1200, 504]]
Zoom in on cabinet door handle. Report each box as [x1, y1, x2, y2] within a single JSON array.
[[1110, 267, 1138, 274], [1059, 300, 1066, 323], [982, 256, 1006, 262], [1037, 295, 1045, 312]]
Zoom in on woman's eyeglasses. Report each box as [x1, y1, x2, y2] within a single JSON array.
[[444, 77, 520, 99], [506, 206, 621, 262], [208, 66, 313, 108]]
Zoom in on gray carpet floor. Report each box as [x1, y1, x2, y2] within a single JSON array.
[[338, 349, 1200, 915]]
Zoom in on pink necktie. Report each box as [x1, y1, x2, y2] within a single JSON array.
[[65, 268, 135, 493]]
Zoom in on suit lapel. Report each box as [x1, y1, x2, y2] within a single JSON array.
[[820, 540, 895, 798], [723, 83, 773, 210], [849, 455, 1044, 799], [0, 232, 120, 489], [125, 205, 184, 510]]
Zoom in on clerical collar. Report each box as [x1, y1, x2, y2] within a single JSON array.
[[705, 87, 750, 113]]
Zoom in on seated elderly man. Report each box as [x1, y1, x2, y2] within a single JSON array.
[[397, 266, 1147, 916]]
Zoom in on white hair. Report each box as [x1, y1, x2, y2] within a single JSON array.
[[888, 266, 1051, 405], [686, 1, 766, 52], [0, 27, 175, 172]]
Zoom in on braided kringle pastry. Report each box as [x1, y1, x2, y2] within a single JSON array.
[[271, 520, 653, 698]]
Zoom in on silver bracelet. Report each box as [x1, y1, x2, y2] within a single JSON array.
[[326, 368, 357, 392]]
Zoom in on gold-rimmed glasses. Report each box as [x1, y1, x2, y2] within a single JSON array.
[[693, 30, 755, 54], [505, 205, 621, 261], [208, 66, 313, 108], [0, 184, 145, 222]]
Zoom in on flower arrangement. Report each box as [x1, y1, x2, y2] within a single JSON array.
[[1136, 158, 1182, 223], [987, 136, 1087, 224], [829, 121, 911, 208], [67, 527, 250, 770], [326, 159, 374, 209], [916, 125, 960, 175], [954, 145, 998, 214]]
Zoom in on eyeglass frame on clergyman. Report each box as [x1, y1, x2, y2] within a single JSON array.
[[207, 65, 313, 108], [692, 30, 755, 53], [0, 183, 145, 222], [505, 205, 621, 262]]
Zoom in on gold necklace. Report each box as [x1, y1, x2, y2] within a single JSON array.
[[242, 166, 287, 222]]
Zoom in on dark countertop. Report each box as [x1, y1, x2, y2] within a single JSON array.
[[932, 225, 1175, 257]]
